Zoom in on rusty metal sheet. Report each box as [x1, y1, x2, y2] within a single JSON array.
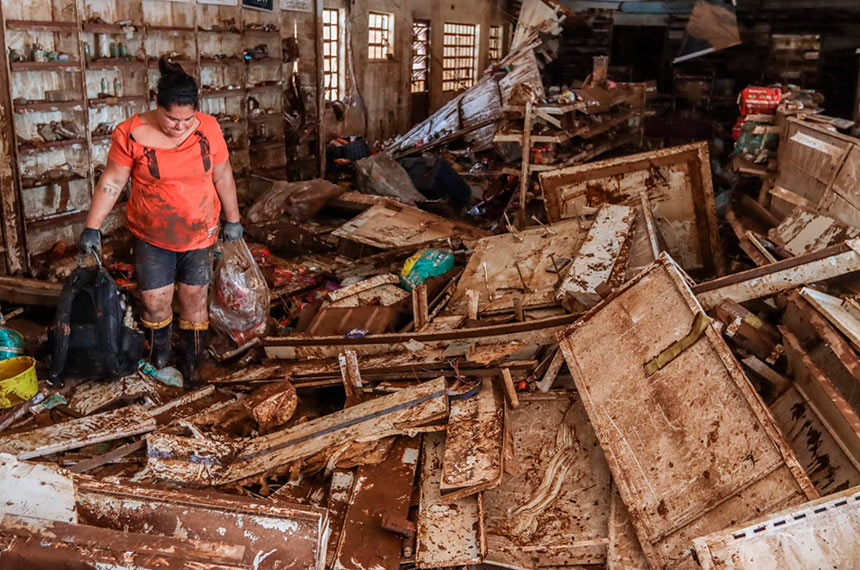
[[440, 378, 504, 498], [539, 142, 722, 276], [331, 202, 488, 250], [558, 256, 817, 570], [447, 220, 586, 316], [76, 479, 327, 570], [332, 437, 420, 570], [416, 432, 485, 568], [693, 485, 860, 570], [146, 377, 448, 486], [0, 405, 156, 460], [0, 514, 249, 570], [483, 392, 611, 569]]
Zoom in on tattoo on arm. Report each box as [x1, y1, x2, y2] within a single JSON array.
[[102, 181, 123, 197]]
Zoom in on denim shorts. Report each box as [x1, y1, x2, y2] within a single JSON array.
[[134, 237, 213, 291]]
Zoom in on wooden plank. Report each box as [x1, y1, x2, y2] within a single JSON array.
[[416, 432, 485, 567], [799, 286, 860, 353], [540, 142, 722, 275], [0, 455, 76, 523], [693, 485, 860, 570], [558, 257, 817, 570], [0, 405, 156, 460], [769, 207, 858, 256], [440, 378, 504, 498], [518, 100, 533, 228], [68, 439, 146, 474], [483, 392, 611, 568], [770, 386, 860, 496], [325, 469, 355, 569], [557, 204, 635, 310], [146, 377, 449, 486], [500, 367, 519, 409], [332, 202, 488, 250], [536, 347, 566, 392], [0, 515, 249, 570], [446, 220, 586, 316], [607, 484, 649, 570], [694, 239, 860, 310], [76, 480, 328, 570], [332, 437, 421, 570], [68, 374, 158, 416]]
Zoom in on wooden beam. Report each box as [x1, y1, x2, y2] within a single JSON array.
[[338, 350, 363, 406], [412, 284, 428, 330], [500, 368, 519, 409], [694, 239, 860, 310], [518, 100, 533, 229], [536, 347, 565, 392]]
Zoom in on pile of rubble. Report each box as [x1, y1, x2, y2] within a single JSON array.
[[2, 1, 860, 568]]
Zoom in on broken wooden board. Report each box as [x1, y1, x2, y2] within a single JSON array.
[[68, 374, 159, 416], [263, 313, 576, 360], [332, 437, 420, 570], [483, 392, 611, 568], [0, 514, 249, 570], [608, 484, 649, 570], [440, 378, 504, 499], [325, 469, 356, 569], [693, 239, 860, 310], [770, 386, 860, 496], [799, 286, 860, 354], [558, 256, 817, 570], [332, 202, 488, 250], [306, 306, 397, 336], [772, 118, 860, 226], [446, 220, 586, 316], [0, 405, 156, 460], [539, 141, 723, 276], [0, 454, 76, 523], [768, 206, 859, 256], [557, 203, 635, 310], [146, 377, 448, 486], [0, 276, 63, 306], [76, 479, 328, 570], [693, 484, 860, 570], [416, 432, 486, 568]]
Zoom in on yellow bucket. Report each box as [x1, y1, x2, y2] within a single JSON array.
[[0, 356, 37, 409]]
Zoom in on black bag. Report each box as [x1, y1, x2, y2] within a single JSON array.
[[50, 265, 144, 385]]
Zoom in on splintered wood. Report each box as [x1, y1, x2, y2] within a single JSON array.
[[557, 203, 635, 310], [694, 485, 860, 570], [446, 220, 586, 316], [146, 377, 448, 485], [332, 437, 420, 570], [483, 392, 612, 569], [440, 378, 505, 499], [558, 257, 817, 570], [416, 433, 486, 568]]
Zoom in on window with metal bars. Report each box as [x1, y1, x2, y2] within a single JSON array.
[[368, 11, 393, 60], [411, 20, 430, 93], [323, 8, 341, 101], [442, 22, 478, 92], [489, 25, 502, 60]]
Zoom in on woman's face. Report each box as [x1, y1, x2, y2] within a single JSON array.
[[157, 104, 196, 138]]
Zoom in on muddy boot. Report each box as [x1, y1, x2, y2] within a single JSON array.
[[141, 317, 172, 369], [178, 320, 208, 389]]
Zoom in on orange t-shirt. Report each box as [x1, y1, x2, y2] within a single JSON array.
[[108, 112, 229, 252]]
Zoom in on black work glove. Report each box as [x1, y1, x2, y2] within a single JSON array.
[[77, 228, 102, 256], [223, 221, 243, 242]]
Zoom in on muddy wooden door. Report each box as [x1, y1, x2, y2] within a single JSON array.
[[539, 141, 723, 277], [557, 257, 816, 570]]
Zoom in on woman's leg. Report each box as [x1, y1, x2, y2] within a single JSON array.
[[135, 239, 177, 368], [175, 247, 213, 387]]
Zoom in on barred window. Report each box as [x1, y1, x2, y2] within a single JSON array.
[[442, 22, 478, 92], [323, 9, 341, 101], [368, 12, 393, 60], [411, 20, 430, 93], [489, 25, 502, 60]]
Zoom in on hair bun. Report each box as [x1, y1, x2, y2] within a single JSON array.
[[158, 57, 186, 77]]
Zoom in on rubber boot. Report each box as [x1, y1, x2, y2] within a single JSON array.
[[142, 319, 172, 369], [178, 321, 208, 389]]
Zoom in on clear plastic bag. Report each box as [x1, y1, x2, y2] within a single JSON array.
[[209, 238, 270, 345]]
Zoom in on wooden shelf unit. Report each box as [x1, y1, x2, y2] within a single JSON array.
[[0, 0, 297, 262]]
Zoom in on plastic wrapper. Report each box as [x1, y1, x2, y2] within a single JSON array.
[[400, 248, 455, 291], [209, 239, 270, 345]]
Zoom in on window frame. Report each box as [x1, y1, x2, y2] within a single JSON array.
[[322, 8, 343, 102], [488, 24, 503, 60], [411, 20, 430, 94], [442, 22, 479, 92], [368, 11, 394, 61]]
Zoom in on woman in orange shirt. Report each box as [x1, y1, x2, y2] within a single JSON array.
[[78, 59, 242, 386]]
